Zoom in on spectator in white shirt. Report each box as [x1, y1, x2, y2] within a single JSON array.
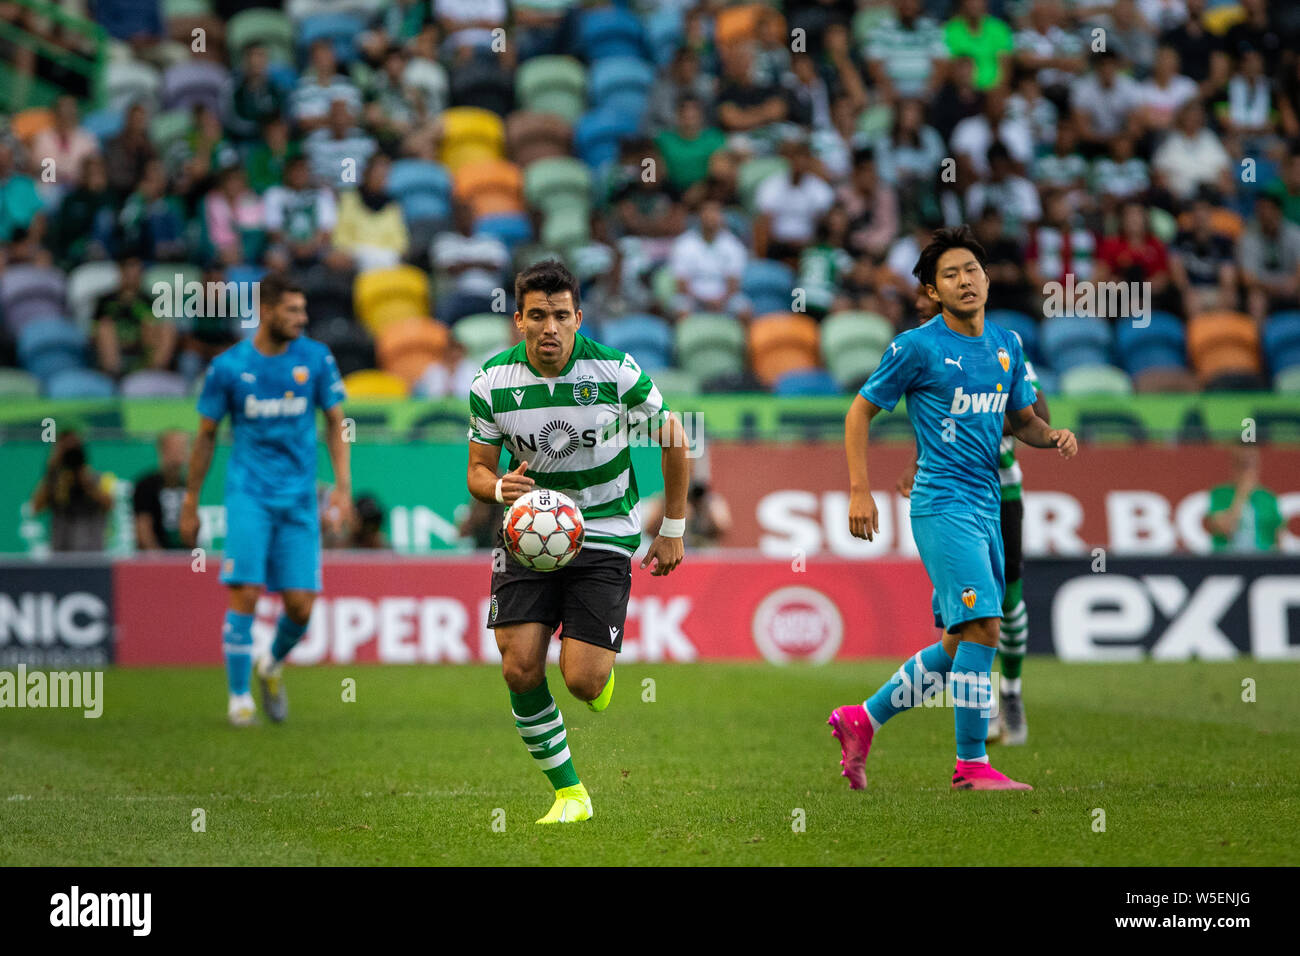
[[304, 99, 378, 190], [754, 138, 834, 263], [965, 141, 1042, 237], [291, 40, 362, 134], [1070, 50, 1144, 156], [1152, 101, 1232, 202], [668, 198, 751, 320], [30, 95, 100, 199], [950, 85, 1035, 179], [1135, 45, 1198, 134]]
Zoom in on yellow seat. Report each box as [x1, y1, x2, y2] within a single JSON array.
[[440, 107, 506, 173], [354, 265, 431, 335], [342, 369, 410, 398]]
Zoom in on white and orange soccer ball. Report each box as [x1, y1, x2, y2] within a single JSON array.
[[502, 488, 585, 571]]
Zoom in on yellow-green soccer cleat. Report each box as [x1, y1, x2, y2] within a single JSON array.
[[587, 669, 614, 712], [536, 783, 593, 824], [255, 654, 288, 723]]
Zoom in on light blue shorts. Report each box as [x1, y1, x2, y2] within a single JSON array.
[[221, 490, 322, 593], [910, 511, 1005, 633]]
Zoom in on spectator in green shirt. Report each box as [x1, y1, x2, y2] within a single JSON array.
[[943, 0, 1014, 92], [1203, 443, 1284, 553], [655, 96, 726, 195], [245, 117, 300, 195]]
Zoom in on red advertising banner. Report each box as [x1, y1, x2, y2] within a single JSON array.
[[113, 554, 934, 666], [707, 443, 1300, 557]]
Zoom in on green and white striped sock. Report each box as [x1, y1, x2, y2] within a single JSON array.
[[999, 579, 1028, 683], [511, 679, 580, 790]]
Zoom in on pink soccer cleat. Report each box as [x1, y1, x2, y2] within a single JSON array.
[[951, 759, 1033, 791], [828, 704, 874, 790]]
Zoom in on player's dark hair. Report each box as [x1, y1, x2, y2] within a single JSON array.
[[912, 225, 988, 287], [515, 259, 580, 311], [260, 274, 305, 307]]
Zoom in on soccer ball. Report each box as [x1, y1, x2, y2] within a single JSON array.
[[502, 488, 585, 571]]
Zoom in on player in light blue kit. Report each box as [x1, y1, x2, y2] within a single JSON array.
[[180, 276, 352, 726], [829, 226, 1078, 791]]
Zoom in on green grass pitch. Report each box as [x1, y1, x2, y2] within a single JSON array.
[[2, 660, 1296, 866]]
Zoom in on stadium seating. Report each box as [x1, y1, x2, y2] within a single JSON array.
[[646, 366, 699, 396], [1059, 364, 1134, 396], [742, 260, 795, 316], [82, 108, 125, 144], [986, 309, 1041, 365], [475, 213, 533, 251], [453, 313, 512, 365], [576, 5, 647, 61], [387, 159, 453, 226], [452, 160, 525, 219], [1, 266, 68, 334], [66, 262, 123, 333], [439, 108, 506, 173], [588, 56, 654, 121], [1187, 311, 1264, 389], [296, 12, 365, 65], [355, 266, 430, 334], [227, 8, 295, 65], [643, 6, 684, 67], [715, 4, 777, 48], [574, 109, 641, 169], [738, 156, 788, 213], [375, 317, 450, 386], [749, 312, 820, 387], [773, 368, 840, 396], [1262, 312, 1300, 377], [675, 312, 746, 379], [309, 316, 375, 377], [18, 319, 87, 380], [44, 368, 116, 399], [11, 108, 53, 144], [523, 157, 592, 215], [149, 109, 195, 156], [599, 313, 673, 372], [120, 370, 189, 398], [516, 56, 586, 124], [506, 112, 573, 167], [161, 61, 229, 114], [105, 59, 161, 112], [0, 368, 41, 397], [1040, 315, 1113, 374], [1274, 366, 1300, 393], [821, 311, 894, 390], [342, 368, 409, 398]]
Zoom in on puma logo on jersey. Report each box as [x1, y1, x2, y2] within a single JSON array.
[[944, 356, 963, 370], [949, 386, 1009, 415], [512, 388, 525, 405], [889, 341, 901, 356]]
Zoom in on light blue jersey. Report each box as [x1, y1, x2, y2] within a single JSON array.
[[859, 315, 1037, 519], [197, 337, 345, 501]]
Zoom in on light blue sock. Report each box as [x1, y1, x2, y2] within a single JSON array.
[[271, 614, 309, 663], [952, 641, 997, 761], [223, 610, 254, 696], [864, 641, 954, 729]]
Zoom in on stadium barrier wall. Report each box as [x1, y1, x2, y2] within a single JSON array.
[[2, 555, 1295, 667]]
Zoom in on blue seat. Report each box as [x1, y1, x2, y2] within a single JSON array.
[[474, 213, 533, 250], [577, 6, 647, 61], [574, 109, 640, 168], [297, 12, 365, 65], [986, 309, 1040, 364], [773, 368, 840, 396], [1263, 311, 1300, 374], [589, 56, 654, 109], [388, 159, 452, 200], [19, 318, 86, 379], [742, 259, 795, 315], [644, 6, 684, 66], [1041, 314, 1111, 367], [45, 368, 116, 399], [82, 107, 124, 144], [1115, 311, 1187, 375], [598, 314, 673, 371]]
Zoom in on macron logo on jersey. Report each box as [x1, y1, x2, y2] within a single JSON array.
[[949, 386, 1009, 415], [244, 394, 309, 418]]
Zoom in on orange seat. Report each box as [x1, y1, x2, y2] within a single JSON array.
[[749, 312, 820, 386], [1176, 208, 1244, 240], [1187, 310, 1261, 384], [12, 108, 54, 143], [715, 5, 785, 49], [453, 159, 525, 218], [376, 317, 451, 386]]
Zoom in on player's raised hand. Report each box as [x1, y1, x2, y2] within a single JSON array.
[[848, 489, 879, 540], [640, 533, 684, 576], [180, 492, 200, 548], [1049, 428, 1078, 459], [499, 459, 535, 504]]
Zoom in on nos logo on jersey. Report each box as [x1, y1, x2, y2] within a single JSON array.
[[996, 348, 1010, 372], [573, 375, 599, 406], [293, 365, 310, 384], [961, 587, 977, 609]]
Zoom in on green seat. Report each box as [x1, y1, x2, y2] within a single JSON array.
[[820, 311, 894, 364], [1060, 364, 1134, 396], [827, 347, 882, 390], [647, 367, 700, 399], [676, 313, 745, 359], [150, 109, 193, 154], [524, 157, 592, 214], [541, 205, 590, 250], [0, 368, 41, 397], [517, 56, 587, 124], [652, 264, 678, 312], [453, 312, 512, 363], [1274, 365, 1300, 393], [164, 0, 212, 16], [227, 8, 294, 64], [737, 156, 787, 213], [681, 346, 745, 384], [1149, 207, 1178, 244]]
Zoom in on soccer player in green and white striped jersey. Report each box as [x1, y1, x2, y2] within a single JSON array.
[[898, 338, 1047, 745], [466, 259, 691, 824]]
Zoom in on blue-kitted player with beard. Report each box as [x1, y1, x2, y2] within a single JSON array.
[[829, 226, 1078, 791], [180, 275, 352, 726]]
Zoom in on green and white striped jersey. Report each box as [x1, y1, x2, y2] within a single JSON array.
[[998, 358, 1040, 501], [468, 332, 669, 557]]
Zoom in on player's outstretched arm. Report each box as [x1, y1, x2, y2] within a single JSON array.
[[640, 412, 690, 576], [846, 394, 883, 539], [1008, 404, 1077, 458], [323, 404, 355, 534], [180, 416, 219, 547]]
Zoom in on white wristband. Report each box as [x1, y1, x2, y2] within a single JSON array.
[[494, 478, 505, 504], [659, 516, 686, 538]]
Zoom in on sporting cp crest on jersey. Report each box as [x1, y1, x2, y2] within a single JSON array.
[[573, 376, 598, 406], [961, 587, 977, 609], [293, 365, 310, 384], [996, 348, 1010, 373]]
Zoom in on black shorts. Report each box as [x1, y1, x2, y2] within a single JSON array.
[[1000, 497, 1024, 586], [487, 529, 632, 653]]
